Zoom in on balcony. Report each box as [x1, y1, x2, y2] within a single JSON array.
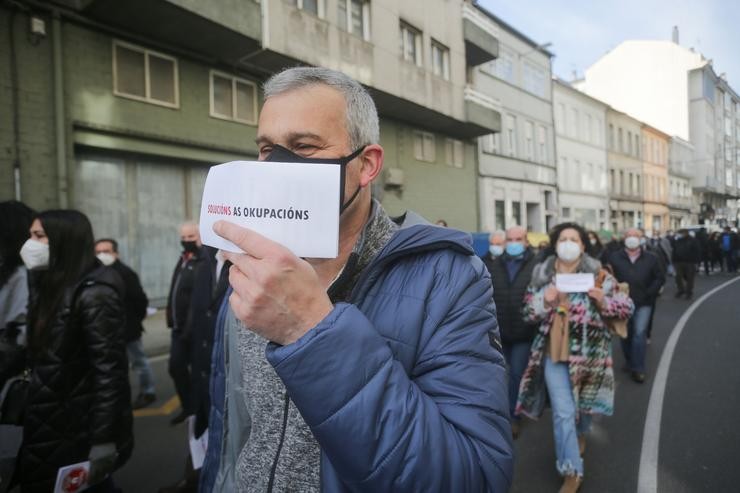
[[65, 0, 262, 64]]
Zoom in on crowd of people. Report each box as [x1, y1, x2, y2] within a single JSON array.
[[2, 66, 740, 493]]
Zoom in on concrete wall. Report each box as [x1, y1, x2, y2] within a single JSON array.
[[379, 120, 478, 231], [0, 8, 58, 209]]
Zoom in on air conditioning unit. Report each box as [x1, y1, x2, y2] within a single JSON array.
[[384, 168, 404, 190]]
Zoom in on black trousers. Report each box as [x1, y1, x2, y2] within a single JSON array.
[[169, 329, 192, 412], [675, 262, 696, 295]]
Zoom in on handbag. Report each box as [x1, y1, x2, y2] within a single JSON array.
[[595, 269, 629, 339], [0, 371, 30, 425]]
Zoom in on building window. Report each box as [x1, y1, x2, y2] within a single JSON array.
[[512, 201, 521, 224], [400, 22, 422, 66], [430, 40, 450, 80], [413, 131, 435, 162], [609, 124, 614, 149], [636, 175, 641, 195], [609, 169, 615, 191], [209, 71, 258, 124], [595, 119, 602, 146], [619, 170, 625, 194], [482, 133, 500, 154], [523, 62, 546, 98], [505, 114, 517, 157], [635, 135, 640, 158], [556, 103, 565, 131], [338, 0, 369, 39], [569, 108, 578, 138], [495, 200, 505, 229], [537, 126, 547, 163], [295, 0, 323, 17], [618, 128, 623, 153], [586, 114, 593, 143], [562, 207, 571, 218], [445, 138, 464, 168], [524, 121, 534, 161], [113, 41, 178, 107], [484, 47, 515, 83], [627, 131, 632, 155]]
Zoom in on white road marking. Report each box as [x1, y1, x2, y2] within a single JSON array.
[[637, 276, 740, 493]]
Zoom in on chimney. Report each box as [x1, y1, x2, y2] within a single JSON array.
[[672, 26, 679, 44]]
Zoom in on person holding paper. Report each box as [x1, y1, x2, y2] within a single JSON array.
[[200, 67, 512, 493], [516, 223, 633, 493], [14, 210, 133, 493]]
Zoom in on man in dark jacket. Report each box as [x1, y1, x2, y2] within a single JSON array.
[[483, 225, 538, 438], [166, 222, 206, 425], [202, 67, 513, 493], [671, 229, 700, 298], [719, 226, 738, 272], [95, 238, 156, 409], [606, 228, 665, 383]]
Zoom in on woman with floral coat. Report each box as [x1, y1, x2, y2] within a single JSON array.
[[515, 223, 634, 493]]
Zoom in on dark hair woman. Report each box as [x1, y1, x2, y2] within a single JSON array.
[[514, 222, 633, 492], [14, 210, 133, 493]]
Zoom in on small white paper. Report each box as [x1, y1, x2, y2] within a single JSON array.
[[199, 160, 341, 258], [555, 273, 595, 293], [54, 460, 90, 493], [188, 416, 209, 470]]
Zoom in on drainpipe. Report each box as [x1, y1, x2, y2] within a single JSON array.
[[8, 8, 22, 200], [52, 9, 68, 208]]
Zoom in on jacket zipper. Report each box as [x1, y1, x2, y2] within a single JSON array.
[[267, 393, 291, 492]]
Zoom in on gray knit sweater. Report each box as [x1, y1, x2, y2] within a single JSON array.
[[221, 200, 398, 492]]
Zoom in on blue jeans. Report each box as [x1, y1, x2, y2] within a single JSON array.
[[621, 305, 653, 373], [127, 338, 156, 395], [503, 341, 531, 420], [544, 357, 592, 477]]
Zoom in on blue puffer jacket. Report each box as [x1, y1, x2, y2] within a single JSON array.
[[265, 221, 513, 492], [199, 289, 231, 492]]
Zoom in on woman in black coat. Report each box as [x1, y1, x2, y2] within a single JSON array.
[[14, 210, 133, 493]]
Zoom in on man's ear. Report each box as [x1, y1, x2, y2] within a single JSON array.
[[358, 144, 384, 188]]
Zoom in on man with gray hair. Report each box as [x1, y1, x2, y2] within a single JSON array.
[[200, 66, 512, 492], [482, 225, 538, 439]]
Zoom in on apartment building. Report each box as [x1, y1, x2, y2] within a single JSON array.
[[606, 109, 644, 232], [641, 124, 670, 233]]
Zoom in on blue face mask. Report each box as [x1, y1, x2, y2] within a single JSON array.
[[505, 242, 525, 257], [489, 245, 504, 257]]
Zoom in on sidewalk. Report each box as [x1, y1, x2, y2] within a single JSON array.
[[141, 309, 171, 357]]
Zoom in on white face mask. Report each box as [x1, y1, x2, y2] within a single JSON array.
[[489, 245, 504, 257], [20, 239, 50, 270], [97, 252, 116, 266], [625, 236, 641, 250], [556, 240, 582, 263]]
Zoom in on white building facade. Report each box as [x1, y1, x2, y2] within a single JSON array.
[[668, 136, 696, 229], [575, 38, 740, 226], [471, 5, 557, 233], [553, 79, 609, 230]]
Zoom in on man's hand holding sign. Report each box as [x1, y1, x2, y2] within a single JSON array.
[[213, 221, 333, 346]]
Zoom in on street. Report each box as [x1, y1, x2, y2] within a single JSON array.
[[112, 272, 740, 492]]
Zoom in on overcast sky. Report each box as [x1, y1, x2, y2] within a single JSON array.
[[477, 0, 740, 89]]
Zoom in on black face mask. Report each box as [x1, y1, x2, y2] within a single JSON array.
[[181, 240, 198, 253], [264, 144, 365, 214]]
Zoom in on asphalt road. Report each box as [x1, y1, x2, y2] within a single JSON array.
[[111, 271, 740, 492], [511, 271, 740, 493]]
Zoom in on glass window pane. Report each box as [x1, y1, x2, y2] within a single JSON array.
[[338, 0, 347, 30], [302, 0, 318, 15], [235, 81, 256, 122], [115, 45, 145, 97], [148, 54, 176, 104], [350, 0, 363, 35], [495, 200, 505, 229], [212, 75, 233, 118]]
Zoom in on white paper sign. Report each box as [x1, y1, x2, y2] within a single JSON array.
[[188, 416, 209, 470], [199, 161, 341, 258], [555, 273, 595, 293], [54, 460, 90, 493]]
